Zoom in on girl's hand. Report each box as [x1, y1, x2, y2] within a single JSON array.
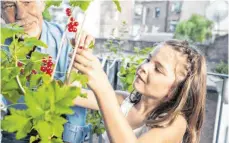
[[70, 49, 109, 92], [70, 31, 95, 49]]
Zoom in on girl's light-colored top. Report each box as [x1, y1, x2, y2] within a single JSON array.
[[102, 96, 150, 143]]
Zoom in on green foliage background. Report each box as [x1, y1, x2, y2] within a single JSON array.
[[174, 14, 213, 43]]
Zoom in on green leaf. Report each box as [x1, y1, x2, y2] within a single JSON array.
[[34, 120, 53, 142], [45, 0, 62, 9], [30, 52, 48, 61], [119, 66, 126, 75], [30, 74, 42, 88], [86, 110, 105, 135], [134, 47, 140, 54], [42, 74, 52, 85], [50, 116, 67, 138], [42, 8, 52, 21], [8, 40, 17, 56], [10, 67, 20, 77], [51, 138, 63, 143], [127, 85, 133, 92], [1, 90, 21, 103], [69, 72, 88, 87], [2, 78, 19, 91], [126, 74, 134, 84], [80, 93, 87, 98], [24, 37, 48, 48], [16, 46, 33, 59], [24, 89, 46, 118], [110, 47, 117, 54], [1, 69, 9, 82], [112, 0, 122, 12], [1, 109, 32, 140], [69, 0, 92, 11], [54, 83, 80, 114], [19, 74, 28, 87], [1, 49, 9, 61], [88, 41, 95, 49], [30, 136, 36, 143], [30, 135, 40, 143], [1, 24, 24, 44], [24, 61, 34, 75]]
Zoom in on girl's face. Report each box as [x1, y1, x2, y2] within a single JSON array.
[[133, 44, 187, 101]]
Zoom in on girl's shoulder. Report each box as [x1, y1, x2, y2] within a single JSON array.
[[115, 90, 130, 105]]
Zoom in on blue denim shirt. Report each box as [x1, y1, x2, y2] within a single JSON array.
[[0, 20, 90, 143]]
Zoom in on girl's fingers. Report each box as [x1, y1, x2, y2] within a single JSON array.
[[77, 50, 95, 61], [73, 62, 88, 74], [69, 49, 95, 63], [84, 35, 95, 49], [79, 31, 86, 48], [74, 54, 92, 68]]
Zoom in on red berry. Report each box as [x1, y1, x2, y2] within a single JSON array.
[[32, 69, 37, 74], [67, 12, 71, 17], [70, 17, 75, 22], [47, 61, 53, 67], [68, 27, 73, 32], [42, 58, 47, 63], [17, 61, 23, 67], [68, 22, 73, 28], [73, 21, 78, 26], [72, 28, 77, 32], [66, 8, 71, 13], [46, 69, 53, 75], [40, 66, 47, 72]]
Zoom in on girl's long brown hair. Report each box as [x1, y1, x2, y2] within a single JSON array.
[[130, 40, 207, 143]]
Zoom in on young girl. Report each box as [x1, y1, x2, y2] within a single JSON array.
[[70, 39, 207, 143]]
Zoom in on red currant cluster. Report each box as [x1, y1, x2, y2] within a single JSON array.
[[40, 56, 54, 76], [65, 8, 79, 32], [66, 8, 71, 16]]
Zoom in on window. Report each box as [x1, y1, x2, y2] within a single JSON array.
[[169, 20, 178, 32], [134, 4, 143, 16], [155, 7, 160, 18], [171, 2, 181, 13]]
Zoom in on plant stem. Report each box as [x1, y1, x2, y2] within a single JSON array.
[[66, 10, 88, 83], [16, 76, 26, 94], [13, 35, 26, 94], [51, 28, 67, 81]]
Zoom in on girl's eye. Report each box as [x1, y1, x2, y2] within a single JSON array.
[[155, 66, 162, 73], [155, 67, 160, 72]]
